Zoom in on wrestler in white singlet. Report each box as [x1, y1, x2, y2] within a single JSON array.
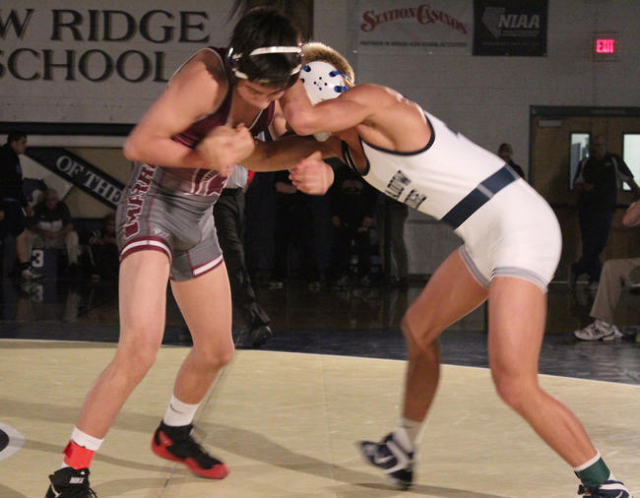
[[341, 110, 561, 290]]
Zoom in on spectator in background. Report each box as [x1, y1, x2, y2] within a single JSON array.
[[27, 188, 81, 270], [0, 132, 43, 280], [270, 170, 321, 290], [574, 200, 640, 341], [244, 170, 277, 285], [214, 164, 272, 348], [377, 196, 410, 289], [330, 164, 378, 287], [88, 212, 119, 281], [497, 142, 525, 179], [571, 135, 640, 290]]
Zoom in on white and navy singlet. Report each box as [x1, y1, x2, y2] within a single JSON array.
[[342, 110, 561, 290]]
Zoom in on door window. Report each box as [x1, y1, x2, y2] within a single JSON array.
[[569, 133, 590, 189], [622, 133, 640, 190]]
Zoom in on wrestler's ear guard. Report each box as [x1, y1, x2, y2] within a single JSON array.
[[299, 60, 350, 141], [300, 61, 349, 105]]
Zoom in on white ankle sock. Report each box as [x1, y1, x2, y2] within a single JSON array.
[[163, 394, 200, 427], [573, 451, 601, 472], [394, 417, 423, 450], [71, 427, 104, 451]]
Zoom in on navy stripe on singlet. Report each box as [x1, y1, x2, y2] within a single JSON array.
[[341, 140, 360, 174], [441, 165, 518, 230]]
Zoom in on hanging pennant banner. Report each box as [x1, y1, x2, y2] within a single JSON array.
[[355, 0, 472, 54], [26, 147, 124, 208], [473, 0, 548, 56]]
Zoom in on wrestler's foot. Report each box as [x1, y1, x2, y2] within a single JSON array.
[[45, 467, 97, 497], [578, 479, 633, 497], [357, 432, 414, 490], [151, 422, 228, 479]]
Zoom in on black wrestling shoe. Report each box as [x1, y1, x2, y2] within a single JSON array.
[[578, 479, 633, 497], [45, 467, 97, 497], [236, 322, 273, 349], [358, 432, 414, 490], [250, 323, 273, 348]]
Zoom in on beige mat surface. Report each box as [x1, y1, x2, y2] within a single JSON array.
[[0, 339, 638, 497]]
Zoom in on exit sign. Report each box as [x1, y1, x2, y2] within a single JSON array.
[[595, 38, 615, 54], [592, 32, 618, 61]]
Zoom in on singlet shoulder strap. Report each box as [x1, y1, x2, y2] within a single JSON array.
[[341, 141, 360, 175]]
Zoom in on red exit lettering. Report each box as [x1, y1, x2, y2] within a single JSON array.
[[595, 39, 615, 54]]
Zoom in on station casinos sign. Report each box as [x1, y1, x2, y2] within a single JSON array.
[[355, 0, 472, 54]]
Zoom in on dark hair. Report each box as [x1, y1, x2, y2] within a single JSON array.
[[229, 7, 302, 86], [498, 143, 512, 154], [7, 132, 26, 144]]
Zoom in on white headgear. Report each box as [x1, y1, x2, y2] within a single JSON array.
[[300, 61, 349, 105], [300, 61, 349, 141]]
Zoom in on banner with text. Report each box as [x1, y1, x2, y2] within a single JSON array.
[[26, 147, 124, 209], [0, 1, 233, 123], [355, 0, 472, 54], [473, 0, 548, 56]]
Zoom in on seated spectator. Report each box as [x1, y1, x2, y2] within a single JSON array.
[[27, 188, 80, 270], [88, 213, 119, 281], [574, 200, 640, 341]]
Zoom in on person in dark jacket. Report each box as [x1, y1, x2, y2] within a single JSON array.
[[0, 132, 43, 280], [571, 135, 640, 288]]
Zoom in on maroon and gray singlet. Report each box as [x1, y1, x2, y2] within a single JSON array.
[[116, 48, 274, 280]]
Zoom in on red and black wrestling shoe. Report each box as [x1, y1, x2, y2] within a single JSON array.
[[151, 421, 228, 479]]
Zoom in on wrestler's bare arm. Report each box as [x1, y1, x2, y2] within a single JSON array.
[[281, 82, 429, 152], [124, 54, 252, 172], [244, 96, 341, 173], [240, 139, 336, 195], [241, 135, 335, 172], [281, 81, 377, 136], [241, 100, 341, 194]]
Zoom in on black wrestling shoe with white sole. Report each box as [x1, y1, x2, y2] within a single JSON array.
[[358, 432, 414, 490], [45, 467, 97, 497], [578, 479, 634, 497]]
